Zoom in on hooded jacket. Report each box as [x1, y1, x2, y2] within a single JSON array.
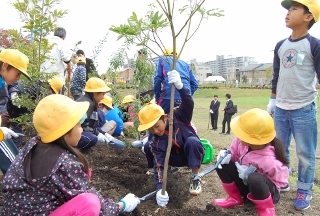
[[1, 137, 120, 215], [230, 137, 289, 190]]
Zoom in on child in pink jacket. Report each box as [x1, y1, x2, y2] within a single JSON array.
[[213, 108, 289, 216]]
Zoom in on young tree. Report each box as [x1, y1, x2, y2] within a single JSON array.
[[110, 0, 224, 193], [7, 0, 67, 135]]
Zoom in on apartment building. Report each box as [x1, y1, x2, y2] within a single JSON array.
[[205, 55, 257, 77], [190, 59, 212, 84]]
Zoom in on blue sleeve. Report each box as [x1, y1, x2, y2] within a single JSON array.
[[272, 39, 286, 94], [154, 59, 163, 102], [175, 86, 193, 123], [189, 67, 198, 95], [309, 36, 320, 83]]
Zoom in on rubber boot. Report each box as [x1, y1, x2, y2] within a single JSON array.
[[213, 182, 244, 208], [247, 193, 276, 216]]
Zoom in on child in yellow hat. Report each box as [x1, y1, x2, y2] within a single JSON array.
[[48, 77, 64, 94], [70, 57, 86, 100], [120, 94, 136, 129], [212, 108, 289, 216], [77, 77, 126, 150], [0, 49, 30, 174], [137, 70, 204, 207], [1, 94, 140, 215]]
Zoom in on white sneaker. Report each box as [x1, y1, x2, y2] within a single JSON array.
[[189, 177, 202, 195]]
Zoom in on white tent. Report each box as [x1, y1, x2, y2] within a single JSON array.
[[204, 76, 226, 83]]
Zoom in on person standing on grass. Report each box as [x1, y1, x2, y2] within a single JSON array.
[[267, 0, 320, 211], [1, 94, 140, 215], [209, 94, 220, 131], [220, 93, 233, 135]]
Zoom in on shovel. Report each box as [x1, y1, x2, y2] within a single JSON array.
[[194, 149, 231, 180]]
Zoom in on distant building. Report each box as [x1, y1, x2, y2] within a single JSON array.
[[120, 67, 134, 81], [239, 63, 273, 86], [205, 55, 257, 78], [190, 59, 212, 84]]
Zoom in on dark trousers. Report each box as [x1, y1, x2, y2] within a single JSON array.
[[144, 136, 204, 169], [77, 131, 98, 151], [221, 113, 232, 133], [210, 112, 218, 129], [217, 162, 280, 203], [0, 139, 19, 175]]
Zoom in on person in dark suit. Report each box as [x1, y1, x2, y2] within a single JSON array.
[[220, 93, 233, 135], [209, 95, 220, 130], [76, 50, 97, 81]]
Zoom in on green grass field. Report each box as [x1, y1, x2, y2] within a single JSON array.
[[117, 86, 320, 191]]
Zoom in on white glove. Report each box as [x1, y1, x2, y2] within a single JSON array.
[[97, 133, 108, 143], [210, 109, 213, 114], [267, 98, 276, 116], [120, 193, 140, 212], [235, 162, 249, 180], [0, 127, 19, 140], [156, 190, 169, 207], [167, 70, 183, 90], [217, 149, 232, 169]]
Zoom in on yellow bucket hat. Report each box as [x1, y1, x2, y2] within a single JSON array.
[[230, 108, 276, 145], [281, 0, 320, 22], [84, 77, 111, 93], [99, 95, 113, 109], [0, 49, 31, 80], [48, 77, 64, 94], [76, 57, 86, 64], [33, 94, 89, 143], [122, 95, 135, 104], [138, 103, 164, 131]]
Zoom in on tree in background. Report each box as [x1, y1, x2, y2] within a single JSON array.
[[5, 0, 67, 135]]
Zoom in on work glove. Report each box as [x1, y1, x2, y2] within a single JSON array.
[[235, 162, 249, 180], [131, 136, 148, 148], [267, 98, 276, 116], [210, 109, 213, 114], [156, 190, 169, 207], [0, 127, 19, 140], [104, 133, 126, 149], [216, 149, 232, 169], [119, 193, 140, 212], [167, 70, 183, 90], [97, 133, 108, 143]]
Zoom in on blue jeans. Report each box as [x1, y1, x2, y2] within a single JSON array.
[[274, 102, 318, 191]]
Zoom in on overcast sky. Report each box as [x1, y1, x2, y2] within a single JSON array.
[[2, 0, 320, 74]]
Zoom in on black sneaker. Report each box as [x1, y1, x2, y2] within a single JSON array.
[[189, 178, 202, 195]]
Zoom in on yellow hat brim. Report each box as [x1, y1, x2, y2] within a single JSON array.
[[230, 116, 276, 145], [138, 115, 161, 131], [40, 101, 89, 143], [84, 86, 111, 93]]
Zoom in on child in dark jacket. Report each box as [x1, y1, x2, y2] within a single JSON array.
[[138, 70, 204, 207], [1, 94, 140, 215], [213, 108, 289, 216]]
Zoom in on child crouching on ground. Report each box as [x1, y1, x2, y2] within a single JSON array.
[[1, 94, 140, 215], [138, 70, 204, 207], [213, 108, 289, 216]]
